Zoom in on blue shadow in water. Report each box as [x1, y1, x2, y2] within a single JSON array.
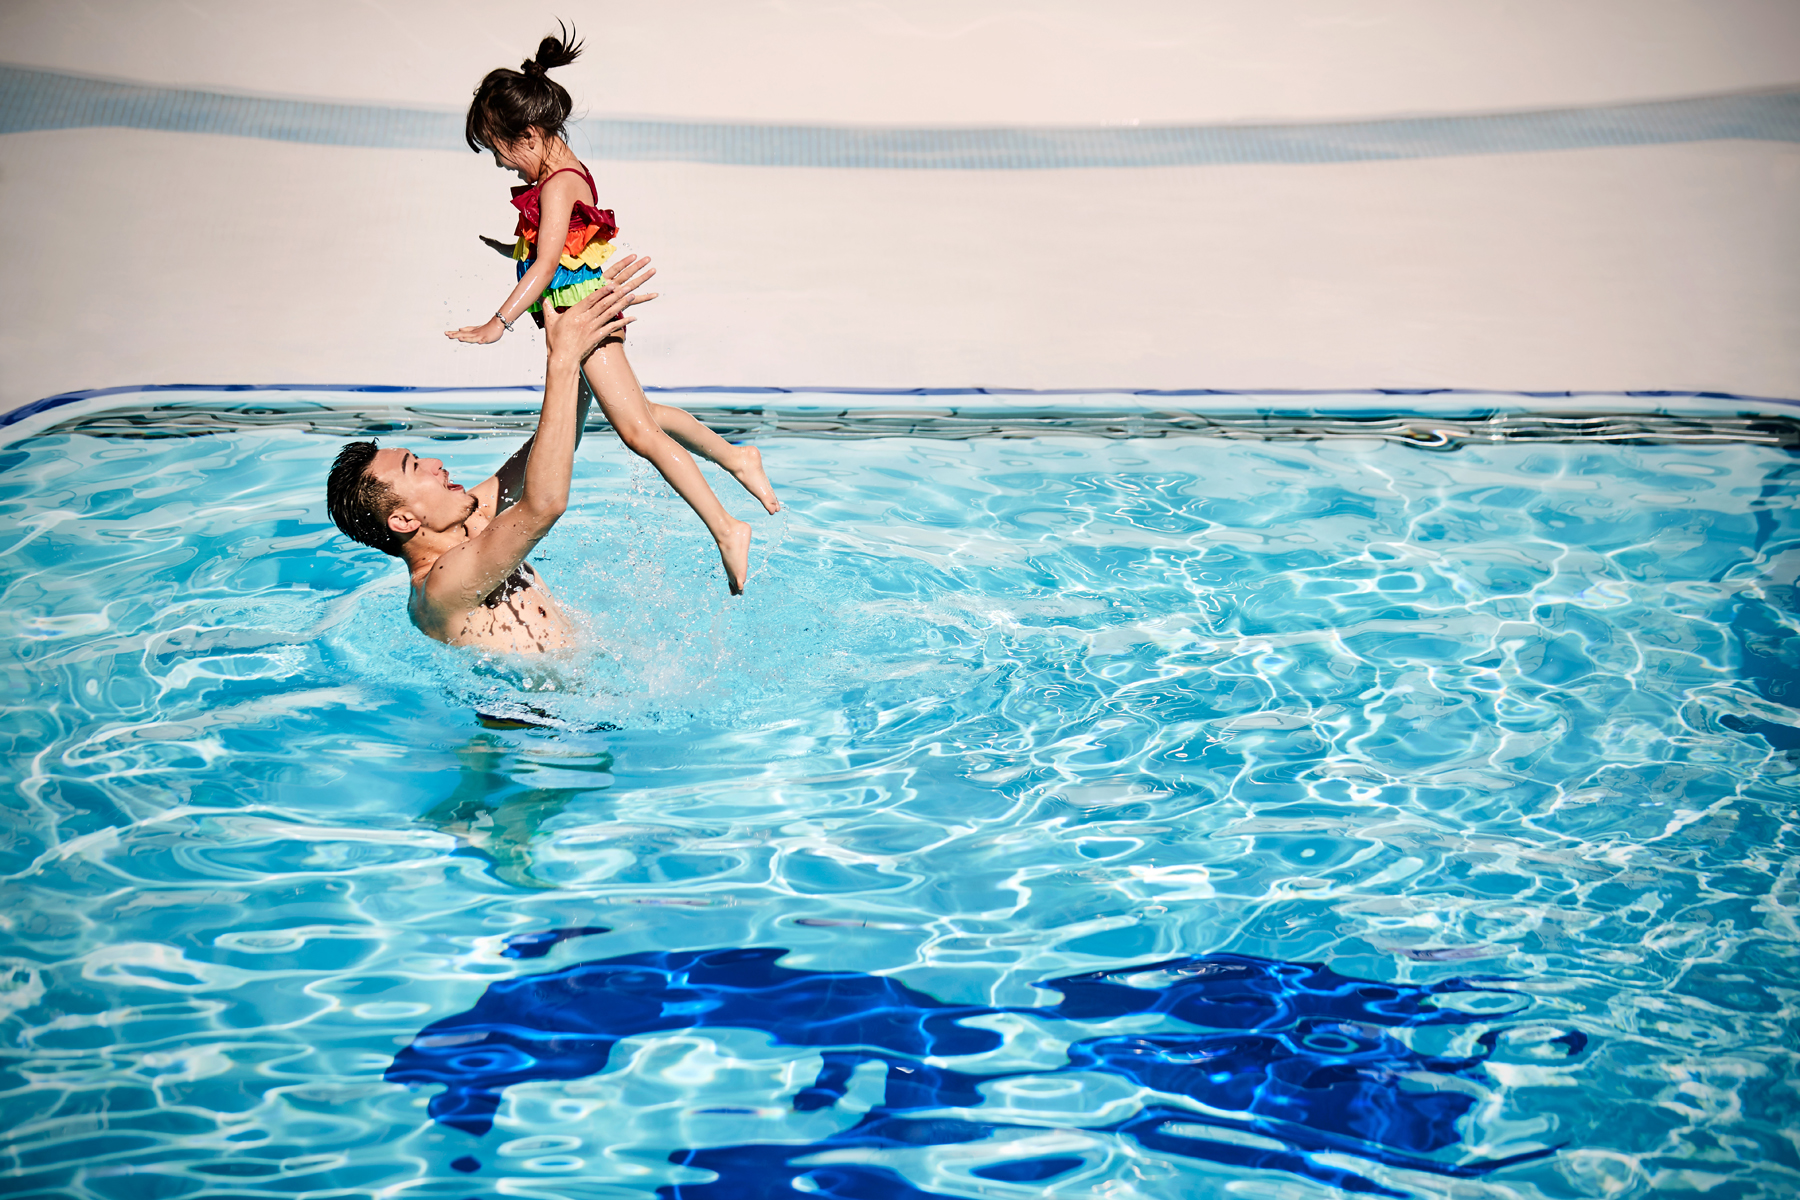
[[386, 941, 1576, 1197]]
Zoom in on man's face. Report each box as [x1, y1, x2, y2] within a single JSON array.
[[369, 447, 477, 541]]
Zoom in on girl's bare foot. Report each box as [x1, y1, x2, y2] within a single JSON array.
[[726, 445, 781, 514], [719, 519, 752, 595]]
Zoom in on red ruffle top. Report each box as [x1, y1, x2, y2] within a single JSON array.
[[510, 165, 619, 261]]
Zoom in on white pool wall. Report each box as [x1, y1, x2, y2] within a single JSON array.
[[2, 0, 1798, 413]]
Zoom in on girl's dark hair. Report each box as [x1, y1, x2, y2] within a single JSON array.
[[465, 21, 585, 152]]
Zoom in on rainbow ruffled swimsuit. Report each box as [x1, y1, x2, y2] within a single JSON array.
[[510, 163, 619, 318]]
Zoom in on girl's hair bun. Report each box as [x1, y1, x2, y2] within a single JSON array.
[[528, 22, 584, 74]]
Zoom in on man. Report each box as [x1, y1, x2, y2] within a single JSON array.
[[326, 257, 655, 652]]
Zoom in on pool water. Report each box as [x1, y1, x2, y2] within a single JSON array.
[[2, 416, 1797, 1199]]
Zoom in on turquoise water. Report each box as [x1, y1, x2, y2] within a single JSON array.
[[2, 418, 1798, 1198]]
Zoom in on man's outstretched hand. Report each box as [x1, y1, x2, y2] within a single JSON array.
[[543, 255, 658, 365]]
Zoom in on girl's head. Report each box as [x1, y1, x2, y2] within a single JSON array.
[[465, 22, 584, 165]]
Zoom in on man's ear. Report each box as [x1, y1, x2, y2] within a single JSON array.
[[388, 508, 422, 536]]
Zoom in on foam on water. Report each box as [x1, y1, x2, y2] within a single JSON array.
[[1, 423, 1797, 1198]]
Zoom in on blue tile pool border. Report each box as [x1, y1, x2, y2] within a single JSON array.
[[9, 382, 1800, 450], [9, 381, 1800, 429], [4, 63, 1797, 168]]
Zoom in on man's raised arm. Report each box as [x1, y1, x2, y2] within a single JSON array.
[[471, 254, 655, 516], [418, 261, 657, 621]]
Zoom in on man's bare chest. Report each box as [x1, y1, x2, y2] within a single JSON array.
[[459, 564, 574, 650], [412, 561, 577, 652]]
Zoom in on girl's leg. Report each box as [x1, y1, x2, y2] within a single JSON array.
[[648, 404, 780, 514], [581, 338, 753, 594]]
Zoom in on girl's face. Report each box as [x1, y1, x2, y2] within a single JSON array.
[[492, 130, 546, 182]]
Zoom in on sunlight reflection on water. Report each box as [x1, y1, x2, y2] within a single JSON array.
[[1, 422, 1797, 1198]]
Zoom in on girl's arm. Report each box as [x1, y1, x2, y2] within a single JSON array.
[[447, 173, 592, 344]]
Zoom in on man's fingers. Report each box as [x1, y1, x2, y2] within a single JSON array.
[[615, 263, 656, 288], [604, 258, 653, 290], [600, 269, 655, 308], [567, 284, 614, 319], [577, 317, 631, 362], [602, 253, 644, 282], [606, 292, 656, 319], [602, 291, 655, 324], [548, 260, 658, 354], [588, 279, 654, 320]]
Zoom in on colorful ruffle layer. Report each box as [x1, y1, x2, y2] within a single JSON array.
[[511, 232, 617, 274], [517, 262, 608, 314], [516, 254, 612, 292], [510, 180, 617, 251]]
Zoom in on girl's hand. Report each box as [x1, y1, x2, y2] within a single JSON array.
[[446, 316, 507, 344]]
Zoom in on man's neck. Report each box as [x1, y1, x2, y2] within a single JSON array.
[[402, 522, 471, 580]]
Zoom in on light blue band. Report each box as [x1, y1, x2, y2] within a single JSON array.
[[3, 63, 1796, 169]]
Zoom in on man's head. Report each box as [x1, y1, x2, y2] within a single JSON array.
[[327, 440, 476, 558]]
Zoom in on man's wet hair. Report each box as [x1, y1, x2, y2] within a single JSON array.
[[327, 440, 403, 556]]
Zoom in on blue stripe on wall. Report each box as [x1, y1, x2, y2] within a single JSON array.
[[2, 63, 1797, 168]]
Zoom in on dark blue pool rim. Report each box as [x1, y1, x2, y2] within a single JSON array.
[[3, 62, 1797, 168], [13, 382, 1800, 453], [8, 381, 1800, 432]]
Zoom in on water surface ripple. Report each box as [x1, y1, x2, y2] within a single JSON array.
[[1, 429, 1797, 1199]]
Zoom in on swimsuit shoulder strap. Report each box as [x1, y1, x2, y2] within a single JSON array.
[[542, 165, 596, 203]]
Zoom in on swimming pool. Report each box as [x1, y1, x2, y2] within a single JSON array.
[[3, 389, 1797, 1198]]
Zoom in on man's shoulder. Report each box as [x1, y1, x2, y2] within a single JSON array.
[[405, 551, 465, 636]]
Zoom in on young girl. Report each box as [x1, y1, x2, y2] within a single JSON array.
[[447, 26, 778, 595]]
